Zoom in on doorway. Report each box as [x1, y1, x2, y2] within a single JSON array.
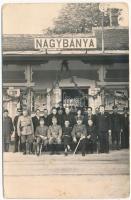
[[62, 88, 88, 108]]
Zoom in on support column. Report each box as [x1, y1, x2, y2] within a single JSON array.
[[47, 88, 51, 113], [97, 65, 107, 105], [24, 65, 33, 112]]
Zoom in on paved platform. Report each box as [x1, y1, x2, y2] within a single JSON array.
[[3, 149, 130, 199]]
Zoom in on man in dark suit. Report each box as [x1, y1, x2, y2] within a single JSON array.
[[41, 109, 50, 127], [57, 107, 64, 127], [83, 106, 96, 127], [121, 107, 129, 149], [63, 107, 76, 129], [48, 107, 58, 126], [96, 105, 111, 153], [3, 109, 14, 152], [13, 108, 22, 152], [111, 105, 122, 150], [32, 109, 41, 133]]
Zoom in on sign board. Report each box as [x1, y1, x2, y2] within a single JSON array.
[[7, 87, 20, 97], [34, 37, 97, 50]]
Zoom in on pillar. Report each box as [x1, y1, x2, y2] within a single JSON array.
[[24, 65, 33, 112], [97, 65, 107, 105]]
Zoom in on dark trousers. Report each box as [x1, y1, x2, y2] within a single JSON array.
[[121, 129, 129, 149], [14, 133, 20, 152], [4, 143, 10, 152], [50, 144, 60, 152], [86, 139, 94, 153], [75, 138, 87, 155], [63, 135, 71, 149], [98, 132, 109, 153], [112, 130, 121, 149]]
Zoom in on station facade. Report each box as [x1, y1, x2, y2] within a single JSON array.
[[2, 27, 129, 119]]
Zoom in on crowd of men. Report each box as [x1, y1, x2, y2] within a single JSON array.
[[3, 105, 129, 156]]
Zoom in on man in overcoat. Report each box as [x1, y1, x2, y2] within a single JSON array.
[[3, 109, 14, 152], [96, 105, 111, 153]]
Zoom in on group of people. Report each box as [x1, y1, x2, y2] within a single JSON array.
[[3, 105, 129, 156]]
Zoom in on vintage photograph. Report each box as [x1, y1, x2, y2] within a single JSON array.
[[2, 2, 129, 199]]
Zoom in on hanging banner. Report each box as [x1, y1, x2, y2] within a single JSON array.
[[34, 37, 97, 50]]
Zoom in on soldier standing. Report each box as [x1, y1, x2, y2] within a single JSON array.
[[3, 109, 14, 152], [17, 109, 34, 155], [48, 117, 62, 154], [111, 105, 122, 150], [13, 108, 22, 152], [96, 105, 111, 153], [71, 116, 87, 156]]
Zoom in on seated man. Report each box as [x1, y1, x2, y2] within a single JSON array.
[[62, 120, 72, 156], [48, 117, 62, 155], [71, 116, 87, 156], [86, 119, 97, 153], [35, 118, 48, 156]]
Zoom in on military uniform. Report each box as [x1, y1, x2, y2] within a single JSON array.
[[17, 115, 34, 154], [35, 125, 48, 155], [48, 124, 62, 154], [96, 112, 111, 153], [35, 125, 48, 145], [71, 124, 87, 155]]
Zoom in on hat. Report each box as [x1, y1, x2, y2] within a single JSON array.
[[112, 105, 118, 109], [3, 109, 8, 113]]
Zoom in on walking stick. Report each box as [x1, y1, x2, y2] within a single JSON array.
[[73, 138, 81, 155]]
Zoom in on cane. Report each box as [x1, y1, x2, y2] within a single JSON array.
[[73, 138, 81, 155]]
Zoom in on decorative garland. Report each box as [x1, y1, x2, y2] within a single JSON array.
[[3, 61, 128, 104]]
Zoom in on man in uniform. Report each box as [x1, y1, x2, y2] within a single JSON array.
[[35, 118, 48, 156], [111, 105, 122, 150], [48, 117, 62, 154], [3, 109, 14, 152], [96, 105, 111, 153], [13, 108, 22, 152], [71, 116, 87, 156], [17, 109, 34, 154]]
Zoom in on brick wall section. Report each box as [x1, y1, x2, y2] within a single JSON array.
[[2, 28, 129, 52]]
